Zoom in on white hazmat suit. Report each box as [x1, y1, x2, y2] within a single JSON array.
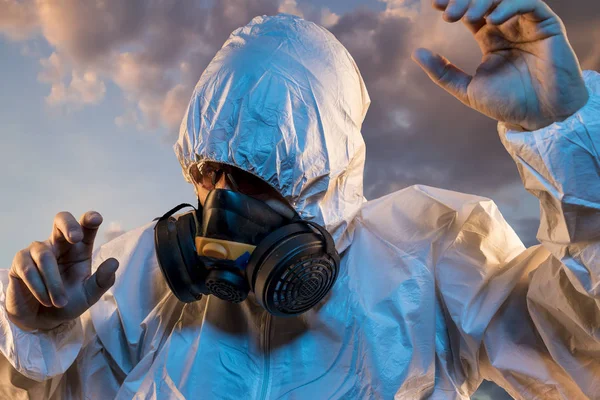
[[1, 13, 599, 400]]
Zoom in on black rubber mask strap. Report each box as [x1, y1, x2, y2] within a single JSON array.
[[154, 203, 197, 224], [306, 221, 337, 256]]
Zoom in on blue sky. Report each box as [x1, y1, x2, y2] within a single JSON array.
[[0, 38, 193, 264], [0, 0, 385, 265], [0, 0, 597, 267]]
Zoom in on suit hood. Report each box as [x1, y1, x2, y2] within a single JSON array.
[[174, 13, 371, 253]]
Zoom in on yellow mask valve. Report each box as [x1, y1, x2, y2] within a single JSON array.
[[195, 237, 256, 261]]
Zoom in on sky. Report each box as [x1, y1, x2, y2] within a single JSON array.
[[1, 0, 598, 398], [3, 0, 598, 265]]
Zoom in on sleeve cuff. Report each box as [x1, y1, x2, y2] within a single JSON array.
[[0, 295, 83, 382], [496, 70, 600, 244], [499, 70, 600, 136]]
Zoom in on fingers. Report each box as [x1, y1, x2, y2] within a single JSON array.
[[465, 0, 495, 21], [487, 0, 554, 25], [51, 211, 83, 255], [8, 210, 107, 316], [79, 211, 103, 247], [29, 241, 68, 308], [83, 258, 119, 307], [50, 210, 103, 257], [442, 0, 471, 23], [462, 0, 497, 33], [10, 250, 52, 307], [432, 0, 498, 29], [411, 48, 472, 108], [432, 0, 450, 11], [432, 0, 554, 27]]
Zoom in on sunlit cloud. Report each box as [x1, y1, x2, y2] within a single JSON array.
[[2, 0, 280, 132], [103, 221, 126, 244], [1, 0, 598, 248], [0, 0, 38, 40], [278, 0, 303, 16]]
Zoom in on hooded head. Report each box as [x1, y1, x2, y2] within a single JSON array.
[[174, 13, 371, 253]]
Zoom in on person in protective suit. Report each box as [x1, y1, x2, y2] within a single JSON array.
[[2, 0, 599, 398]]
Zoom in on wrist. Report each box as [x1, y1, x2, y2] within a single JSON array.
[[537, 86, 591, 130], [549, 91, 590, 123], [4, 303, 65, 333]]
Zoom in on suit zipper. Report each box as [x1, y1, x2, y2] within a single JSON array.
[[260, 312, 272, 400]]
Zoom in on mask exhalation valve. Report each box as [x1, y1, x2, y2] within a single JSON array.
[[205, 269, 249, 303]]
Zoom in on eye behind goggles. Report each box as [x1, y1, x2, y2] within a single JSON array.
[[153, 189, 340, 316]]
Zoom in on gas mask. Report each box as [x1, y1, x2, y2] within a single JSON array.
[[154, 189, 340, 316]]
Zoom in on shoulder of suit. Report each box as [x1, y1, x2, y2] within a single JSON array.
[[359, 184, 496, 223], [92, 220, 157, 260], [355, 184, 515, 251]]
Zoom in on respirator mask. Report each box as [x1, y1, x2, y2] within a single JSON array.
[[153, 189, 340, 316]]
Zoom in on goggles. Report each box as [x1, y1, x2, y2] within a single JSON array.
[[194, 161, 274, 196]]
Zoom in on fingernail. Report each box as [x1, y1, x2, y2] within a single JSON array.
[[108, 262, 119, 274], [89, 212, 102, 224], [443, 11, 455, 21], [55, 295, 68, 307]]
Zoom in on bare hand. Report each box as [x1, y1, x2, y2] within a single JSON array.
[[5, 211, 119, 331], [412, 0, 589, 131]]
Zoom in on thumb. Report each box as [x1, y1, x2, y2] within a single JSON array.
[[411, 47, 473, 108], [83, 258, 119, 307]]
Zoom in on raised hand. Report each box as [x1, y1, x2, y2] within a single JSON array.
[[5, 211, 119, 331], [412, 0, 589, 131]]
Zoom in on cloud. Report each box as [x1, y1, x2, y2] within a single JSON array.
[[38, 52, 67, 83], [0, 0, 38, 40], [324, 0, 600, 200], [3, 0, 280, 132], [115, 108, 143, 130], [574, 25, 600, 71], [320, 0, 598, 247], [320, 7, 340, 27], [3, 0, 598, 247], [326, 2, 508, 198], [36, 0, 146, 64], [278, 0, 303, 16], [379, 0, 422, 19], [103, 221, 126, 244], [38, 52, 106, 108], [276, 0, 341, 29], [161, 84, 190, 129]]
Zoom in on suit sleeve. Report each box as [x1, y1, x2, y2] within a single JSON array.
[[0, 224, 163, 399], [436, 70, 600, 399], [0, 269, 84, 382]]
